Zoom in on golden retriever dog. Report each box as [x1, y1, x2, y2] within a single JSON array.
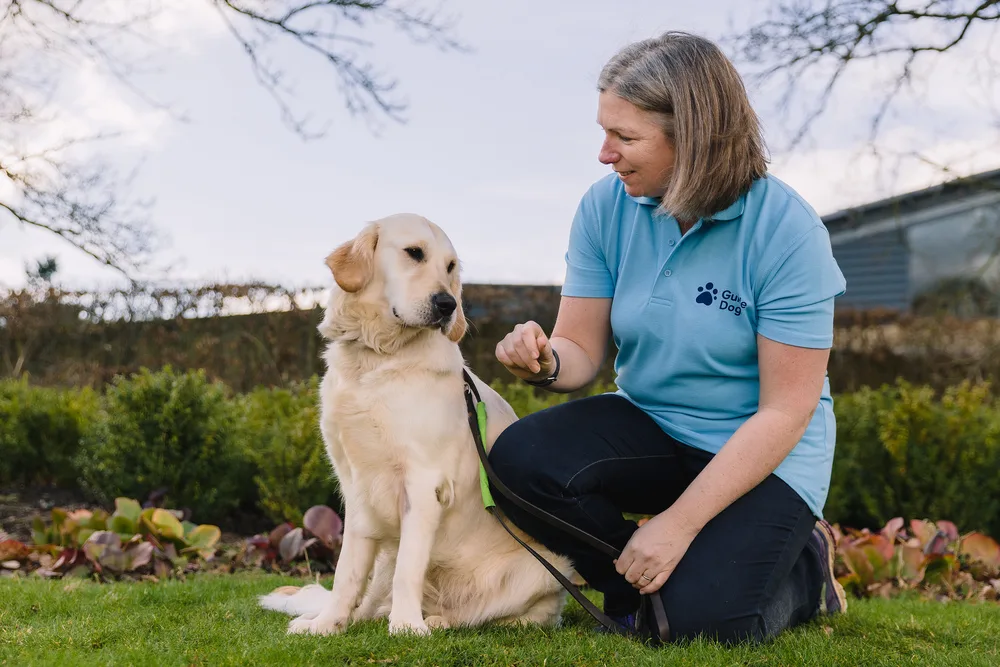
[[258, 213, 573, 636]]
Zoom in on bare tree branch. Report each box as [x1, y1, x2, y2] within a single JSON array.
[[209, 0, 469, 138], [727, 0, 1000, 152], [0, 135, 156, 275], [0, 0, 466, 280]]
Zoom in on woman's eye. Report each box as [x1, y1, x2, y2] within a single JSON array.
[[405, 247, 424, 262]]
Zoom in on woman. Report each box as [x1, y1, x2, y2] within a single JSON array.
[[490, 31, 848, 645]]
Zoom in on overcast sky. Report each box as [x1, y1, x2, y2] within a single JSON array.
[[2, 0, 999, 291]]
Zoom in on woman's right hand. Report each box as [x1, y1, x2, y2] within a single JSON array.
[[495, 321, 557, 382]]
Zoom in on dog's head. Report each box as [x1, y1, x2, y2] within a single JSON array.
[[319, 213, 467, 348]]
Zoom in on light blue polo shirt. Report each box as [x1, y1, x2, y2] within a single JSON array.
[[561, 172, 847, 517]]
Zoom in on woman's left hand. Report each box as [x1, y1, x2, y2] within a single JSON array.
[[615, 509, 700, 595]]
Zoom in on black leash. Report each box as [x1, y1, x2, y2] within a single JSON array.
[[462, 369, 671, 644]]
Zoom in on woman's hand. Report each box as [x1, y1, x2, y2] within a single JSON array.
[[495, 321, 557, 381], [615, 509, 700, 595]]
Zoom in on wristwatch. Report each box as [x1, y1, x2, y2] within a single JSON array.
[[524, 349, 560, 387]]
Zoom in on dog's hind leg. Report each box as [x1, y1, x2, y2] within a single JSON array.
[[353, 543, 395, 621], [504, 590, 566, 628], [386, 474, 447, 636], [288, 510, 378, 636], [436, 554, 569, 630]]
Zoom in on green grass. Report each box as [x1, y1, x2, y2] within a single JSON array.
[[2, 573, 998, 666]]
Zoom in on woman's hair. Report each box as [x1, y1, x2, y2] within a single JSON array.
[[598, 31, 768, 221]]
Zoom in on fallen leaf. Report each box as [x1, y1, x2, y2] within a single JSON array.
[[937, 521, 960, 543], [961, 533, 1000, 572], [881, 517, 904, 543], [303, 506, 343, 550], [0, 539, 29, 561], [279, 528, 306, 563]]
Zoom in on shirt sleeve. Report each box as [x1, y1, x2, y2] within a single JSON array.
[[561, 186, 615, 298], [755, 225, 847, 348]]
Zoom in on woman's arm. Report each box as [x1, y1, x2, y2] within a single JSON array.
[[668, 334, 829, 530]]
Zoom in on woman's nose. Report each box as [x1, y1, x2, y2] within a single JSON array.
[[598, 140, 619, 165]]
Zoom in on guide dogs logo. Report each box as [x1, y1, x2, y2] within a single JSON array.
[[696, 282, 747, 316]]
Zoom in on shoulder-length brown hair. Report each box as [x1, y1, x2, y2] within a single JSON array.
[[598, 31, 768, 221]]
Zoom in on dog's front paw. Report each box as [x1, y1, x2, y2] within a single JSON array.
[[388, 617, 430, 636], [288, 614, 348, 636]]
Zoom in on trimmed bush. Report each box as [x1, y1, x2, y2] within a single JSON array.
[[489, 377, 619, 418], [0, 379, 98, 488], [238, 377, 340, 524], [826, 379, 1000, 538], [75, 367, 255, 525], [7, 362, 999, 540]]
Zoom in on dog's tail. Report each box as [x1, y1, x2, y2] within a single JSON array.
[[258, 584, 331, 617]]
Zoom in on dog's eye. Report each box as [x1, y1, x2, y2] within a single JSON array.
[[404, 247, 424, 262], [447, 260, 456, 273]]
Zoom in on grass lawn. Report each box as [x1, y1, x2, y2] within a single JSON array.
[[2, 572, 999, 666]]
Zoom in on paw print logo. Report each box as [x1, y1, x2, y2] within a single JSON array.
[[696, 282, 718, 306]]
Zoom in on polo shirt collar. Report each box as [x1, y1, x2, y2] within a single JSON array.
[[627, 194, 661, 207], [626, 192, 746, 222], [706, 193, 746, 221]]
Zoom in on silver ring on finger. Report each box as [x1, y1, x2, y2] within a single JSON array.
[[640, 573, 652, 582]]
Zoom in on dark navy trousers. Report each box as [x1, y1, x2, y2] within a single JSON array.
[[488, 393, 824, 644]]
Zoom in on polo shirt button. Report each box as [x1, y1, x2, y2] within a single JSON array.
[[664, 269, 672, 277], [668, 240, 675, 246]]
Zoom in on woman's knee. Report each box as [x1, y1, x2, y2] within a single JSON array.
[[660, 580, 767, 646], [488, 412, 554, 492]]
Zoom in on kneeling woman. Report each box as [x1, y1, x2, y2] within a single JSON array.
[[490, 30, 848, 645]]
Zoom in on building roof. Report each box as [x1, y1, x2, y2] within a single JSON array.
[[821, 167, 1000, 233]]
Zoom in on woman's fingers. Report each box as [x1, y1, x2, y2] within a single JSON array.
[[496, 321, 551, 377], [639, 568, 671, 595]]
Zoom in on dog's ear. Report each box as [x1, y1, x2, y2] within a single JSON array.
[[326, 223, 379, 293], [446, 262, 467, 343]]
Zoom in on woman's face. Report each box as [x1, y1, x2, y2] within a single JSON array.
[[597, 91, 675, 199]]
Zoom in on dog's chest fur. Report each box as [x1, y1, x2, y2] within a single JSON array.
[[321, 336, 477, 535]]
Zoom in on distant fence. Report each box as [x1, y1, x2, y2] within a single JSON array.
[[3, 283, 999, 393]]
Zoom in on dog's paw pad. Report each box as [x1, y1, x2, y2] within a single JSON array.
[[288, 615, 347, 636]]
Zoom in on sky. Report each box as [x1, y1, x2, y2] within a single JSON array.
[[2, 0, 1000, 292]]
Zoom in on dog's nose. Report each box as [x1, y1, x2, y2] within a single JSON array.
[[431, 292, 457, 318]]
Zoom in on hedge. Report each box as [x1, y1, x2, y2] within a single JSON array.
[[1, 369, 998, 537]]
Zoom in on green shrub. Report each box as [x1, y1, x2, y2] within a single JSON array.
[[827, 379, 1000, 537], [489, 378, 619, 418], [76, 367, 255, 525], [238, 377, 340, 525], [0, 379, 98, 488]]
